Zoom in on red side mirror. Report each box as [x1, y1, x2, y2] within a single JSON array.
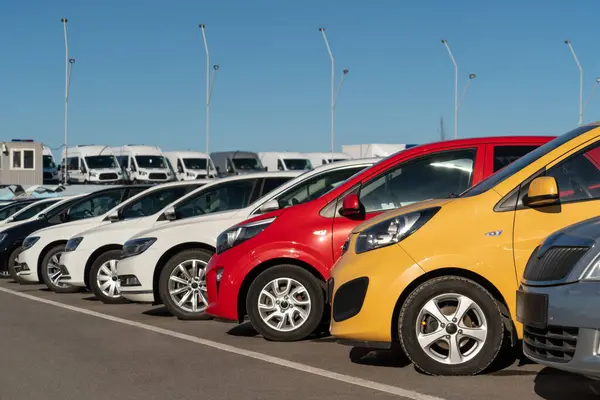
[[340, 193, 362, 217]]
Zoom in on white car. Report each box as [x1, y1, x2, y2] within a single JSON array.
[[16, 181, 208, 293], [0, 198, 63, 228], [59, 171, 300, 303], [116, 158, 378, 319]]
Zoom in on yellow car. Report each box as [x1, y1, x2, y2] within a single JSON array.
[[328, 122, 600, 376]]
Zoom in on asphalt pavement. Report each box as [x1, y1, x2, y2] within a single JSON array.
[[0, 279, 597, 400]]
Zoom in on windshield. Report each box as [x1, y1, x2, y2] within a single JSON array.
[[85, 155, 118, 169], [460, 125, 599, 198], [43, 155, 56, 169], [283, 159, 312, 170], [232, 157, 263, 170], [183, 158, 208, 170], [135, 155, 167, 169]]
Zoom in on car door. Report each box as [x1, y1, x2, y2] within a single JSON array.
[[512, 139, 600, 278], [330, 146, 484, 262]]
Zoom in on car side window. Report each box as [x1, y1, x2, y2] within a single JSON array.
[[359, 149, 477, 212], [493, 145, 539, 172], [545, 143, 600, 203], [120, 186, 197, 219], [68, 190, 126, 221], [174, 180, 257, 220], [67, 157, 79, 171], [276, 166, 366, 208], [12, 200, 59, 221], [0, 205, 19, 220], [261, 177, 293, 197]]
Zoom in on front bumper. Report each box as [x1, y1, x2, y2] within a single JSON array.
[[117, 249, 161, 303], [59, 249, 90, 288], [16, 247, 40, 282], [518, 282, 600, 379], [329, 244, 425, 344]]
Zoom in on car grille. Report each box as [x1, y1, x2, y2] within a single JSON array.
[[149, 173, 167, 180], [99, 173, 119, 180], [196, 174, 207, 179], [43, 172, 53, 180], [522, 246, 589, 282], [523, 324, 578, 363]]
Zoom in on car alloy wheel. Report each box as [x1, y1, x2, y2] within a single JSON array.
[[97, 260, 121, 298], [246, 264, 324, 342], [41, 244, 79, 293], [398, 276, 505, 376], [158, 248, 214, 320], [90, 249, 128, 304]]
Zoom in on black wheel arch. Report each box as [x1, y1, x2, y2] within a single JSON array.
[[37, 240, 68, 281]]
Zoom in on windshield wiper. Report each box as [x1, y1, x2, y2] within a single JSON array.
[[447, 192, 460, 198]]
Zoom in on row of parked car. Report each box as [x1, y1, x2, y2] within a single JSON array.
[[2, 125, 599, 379]]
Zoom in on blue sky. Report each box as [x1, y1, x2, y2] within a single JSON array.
[[1, 0, 599, 159]]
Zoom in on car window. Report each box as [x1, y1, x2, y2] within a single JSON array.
[[11, 200, 60, 222], [276, 166, 366, 208], [544, 143, 600, 203], [261, 177, 293, 197], [493, 145, 540, 172], [174, 180, 257, 220], [68, 190, 126, 221], [120, 185, 200, 219], [0, 204, 21, 220], [359, 149, 477, 212], [128, 187, 150, 197]]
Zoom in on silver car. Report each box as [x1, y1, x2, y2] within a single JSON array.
[[517, 216, 600, 379]]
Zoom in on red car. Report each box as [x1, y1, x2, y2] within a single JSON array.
[[205, 136, 554, 341]]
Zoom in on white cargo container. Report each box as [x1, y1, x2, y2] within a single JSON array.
[[258, 152, 313, 171], [111, 145, 174, 183], [61, 145, 123, 184], [163, 151, 217, 181], [303, 152, 351, 167], [341, 143, 418, 158]]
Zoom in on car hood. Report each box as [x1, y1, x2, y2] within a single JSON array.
[[351, 198, 454, 234], [34, 216, 105, 235], [76, 216, 153, 237], [545, 215, 600, 242]]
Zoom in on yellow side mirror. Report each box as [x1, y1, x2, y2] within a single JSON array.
[[524, 176, 559, 207]]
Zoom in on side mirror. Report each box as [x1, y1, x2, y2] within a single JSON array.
[[80, 167, 86, 173], [36, 213, 45, 220], [177, 167, 184, 173], [108, 211, 120, 222], [523, 176, 559, 207], [131, 164, 137, 172], [164, 206, 176, 221], [259, 199, 280, 213], [59, 211, 69, 223], [339, 193, 363, 217]]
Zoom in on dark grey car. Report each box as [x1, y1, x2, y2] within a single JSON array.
[[517, 216, 600, 379]]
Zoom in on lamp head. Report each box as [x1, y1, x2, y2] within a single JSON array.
[[342, 68, 349, 75], [69, 58, 76, 63], [61, 17, 68, 23], [199, 24, 205, 29], [469, 73, 476, 79], [596, 77, 600, 83], [565, 40, 570, 44], [441, 39, 447, 44], [319, 28, 325, 32], [213, 64, 219, 71]]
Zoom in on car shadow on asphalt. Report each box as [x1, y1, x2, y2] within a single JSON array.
[[348, 345, 411, 368], [533, 367, 600, 399], [142, 306, 175, 318]]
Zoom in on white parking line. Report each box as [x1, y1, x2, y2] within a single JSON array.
[[0, 286, 446, 400]]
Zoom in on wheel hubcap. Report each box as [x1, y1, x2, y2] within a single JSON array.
[[47, 251, 68, 288], [257, 278, 311, 332], [96, 259, 121, 298], [167, 259, 208, 313], [415, 293, 488, 365]]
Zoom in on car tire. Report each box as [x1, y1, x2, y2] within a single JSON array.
[[246, 265, 324, 342], [41, 244, 80, 293], [90, 249, 128, 304], [8, 246, 27, 284], [158, 249, 214, 320], [398, 275, 505, 376]]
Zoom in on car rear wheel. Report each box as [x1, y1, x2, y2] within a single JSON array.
[[90, 250, 128, 304], [398, 275, 505, 376], [8, 246, 27, 284], [158, 249, 214, 320], [41, 244, 80, 293], [246, 265, 324, 342]]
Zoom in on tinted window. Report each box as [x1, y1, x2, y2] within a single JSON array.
[[135, 156, 166, 169], [68, 190, 126, 221], [67, 157, 79, 170], [174, 180, 257, 219], [232, 158, 263, 170], [283, 159, 312, 170], [276, 166, 366, 208], [128, 187, 150, 197], [23, 150, 34, 169], [359, 149, 477, 212], [85, 156, 118, 169], [0, 204, 21, 220], [43, 155, 56, 169], [493, 145, 539, 172], [261, 177, 293, 197], [183, 158, 208, 170], [11, 200, 60, 222], [120, 185, 200, 219]]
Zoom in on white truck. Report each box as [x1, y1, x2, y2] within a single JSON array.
[[304, 152, 351, 167], [112, 145, 174, 183], [163, 151, 217, 181], [341, 143, 419, 158], [42, 146, 59, 183], [61, 145, 123, 184], [258, 152, 313, 171]]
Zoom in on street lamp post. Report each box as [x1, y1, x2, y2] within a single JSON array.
[[565, 40, 583, 125], [199, 24, 218, 155], [60, 17, 74, 184], [441, 39, 458, 139], [584, 77, 600, 112], [458, 73, 476, 109]]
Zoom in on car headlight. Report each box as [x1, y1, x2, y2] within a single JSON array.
[[581, 256, 600, 281], [216, 217, 276, 254], [121, 237, 156, 259], [139, 171, 148, 176], [90, 172, 98, 177], [355, 207, 440, 254], [22, 236, 40, 250], [65, 237, 83, 252]]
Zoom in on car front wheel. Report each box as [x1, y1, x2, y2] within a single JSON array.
[[8, 247, 26, 284], [246, 265, 324, 342], [90, 249, 127, 304], [41, 244, 80, 293], [158, 249, 213, 320], [398, 275, 505, 376]]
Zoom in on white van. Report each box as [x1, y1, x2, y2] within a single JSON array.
[[42, 146, 59, 183], [164, 151, 217, 181], [61, 145, 123, 184], [258, 152, 313, 171], [304, 152, 351, 167], [112, 145, 174, 183]]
